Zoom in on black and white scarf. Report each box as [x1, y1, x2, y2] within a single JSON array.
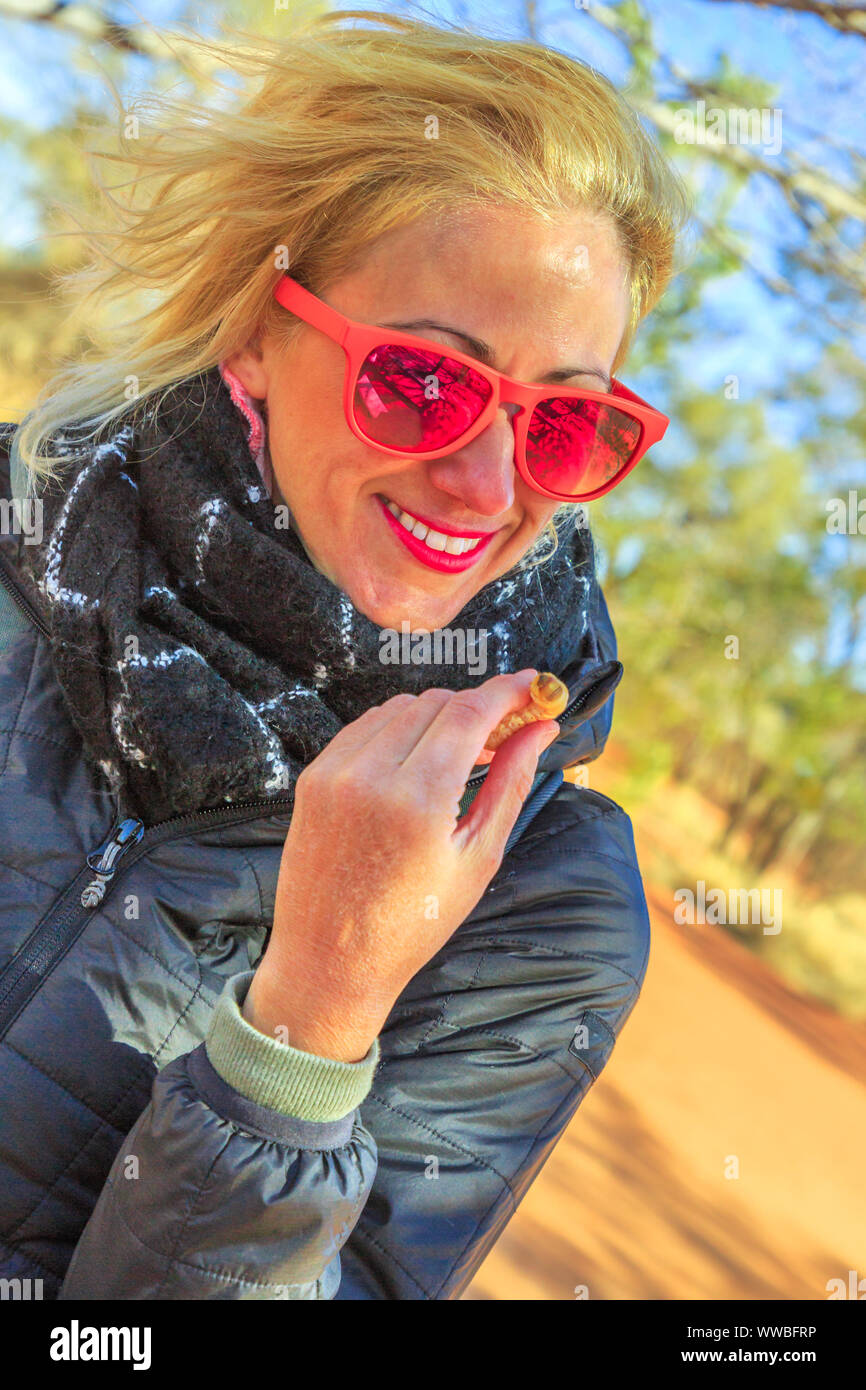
[[20, 367, 599, 824]]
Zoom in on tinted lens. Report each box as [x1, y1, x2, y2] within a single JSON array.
[[354, 344, 492, 452], [526, 397, 643, 497]]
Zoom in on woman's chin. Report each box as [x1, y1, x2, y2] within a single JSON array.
[[332, 559, 470, 631], [351, 592, 466, 633]]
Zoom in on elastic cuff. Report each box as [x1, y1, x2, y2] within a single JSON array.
[[205, 971, 380, 1123]]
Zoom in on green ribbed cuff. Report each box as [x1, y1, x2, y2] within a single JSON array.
[[205, 972, 380, 1123]]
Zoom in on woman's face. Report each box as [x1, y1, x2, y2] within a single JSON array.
[[226, 203, 630, 631]]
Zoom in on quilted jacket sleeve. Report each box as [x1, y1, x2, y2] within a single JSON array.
[[59, 974, 379, 1300]]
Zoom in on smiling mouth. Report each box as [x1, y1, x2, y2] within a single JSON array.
[[376, 495, 499, 573]]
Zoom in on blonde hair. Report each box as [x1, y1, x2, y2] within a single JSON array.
[[13, 5, 690, 568]]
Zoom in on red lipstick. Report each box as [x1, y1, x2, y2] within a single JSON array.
[[376, 496, 498, 574]]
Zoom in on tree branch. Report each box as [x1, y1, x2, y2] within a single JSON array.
[[706, 0, 866, 39], [0, 1, 222, 68]]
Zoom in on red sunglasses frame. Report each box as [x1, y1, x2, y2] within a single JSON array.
[[272, 274, 669, 504]]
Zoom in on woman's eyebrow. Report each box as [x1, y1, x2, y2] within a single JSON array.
[[378, 318, 612, 390]]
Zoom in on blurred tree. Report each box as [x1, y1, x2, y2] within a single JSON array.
[[0, 0, 330, 411]]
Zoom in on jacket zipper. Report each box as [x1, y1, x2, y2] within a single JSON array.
[[0, 738, 514, 1037], [79, 817, 146, 907], [560, 659, 623, 724], [0, 702, 543, 1036], [0, 794, 296, 1041], [0, 718, 576, 1037], [0, 551, 50, 639]]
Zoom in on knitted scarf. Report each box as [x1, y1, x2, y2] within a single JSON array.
[[20, 366, 599, 825]]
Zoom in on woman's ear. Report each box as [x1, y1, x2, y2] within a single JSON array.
[[222, 338, 270, 401]]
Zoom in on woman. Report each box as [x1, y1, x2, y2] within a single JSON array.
[[0, 11, 688, 1299]]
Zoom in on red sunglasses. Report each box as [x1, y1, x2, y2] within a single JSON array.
[[272, 274, 668, 504]]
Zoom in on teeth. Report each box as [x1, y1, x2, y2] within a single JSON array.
[[384, 498, 483, 555]]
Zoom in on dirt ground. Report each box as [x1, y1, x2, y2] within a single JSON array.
[[465, 766, 866, 1301]]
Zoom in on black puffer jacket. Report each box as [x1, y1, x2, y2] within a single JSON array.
[[0, 439, 650, 1300]]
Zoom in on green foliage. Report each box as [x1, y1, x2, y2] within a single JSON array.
[[594, 344, 866, 898]]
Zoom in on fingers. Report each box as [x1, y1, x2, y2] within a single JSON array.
[[324, 670, 545, 797], [453, 717, 559, 860], [319, 686, 457, 769], [315, 693, 418, 762], [397, 669, 539, 791]]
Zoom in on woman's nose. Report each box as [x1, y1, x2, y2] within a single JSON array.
[[425, 406, 519, 516]]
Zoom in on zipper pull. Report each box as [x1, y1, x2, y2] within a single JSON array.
[[80, 817, 145, 909], [560, 660, 623, 725]]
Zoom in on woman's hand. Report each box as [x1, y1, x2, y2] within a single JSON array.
[[243, 669, 560, 1062]]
